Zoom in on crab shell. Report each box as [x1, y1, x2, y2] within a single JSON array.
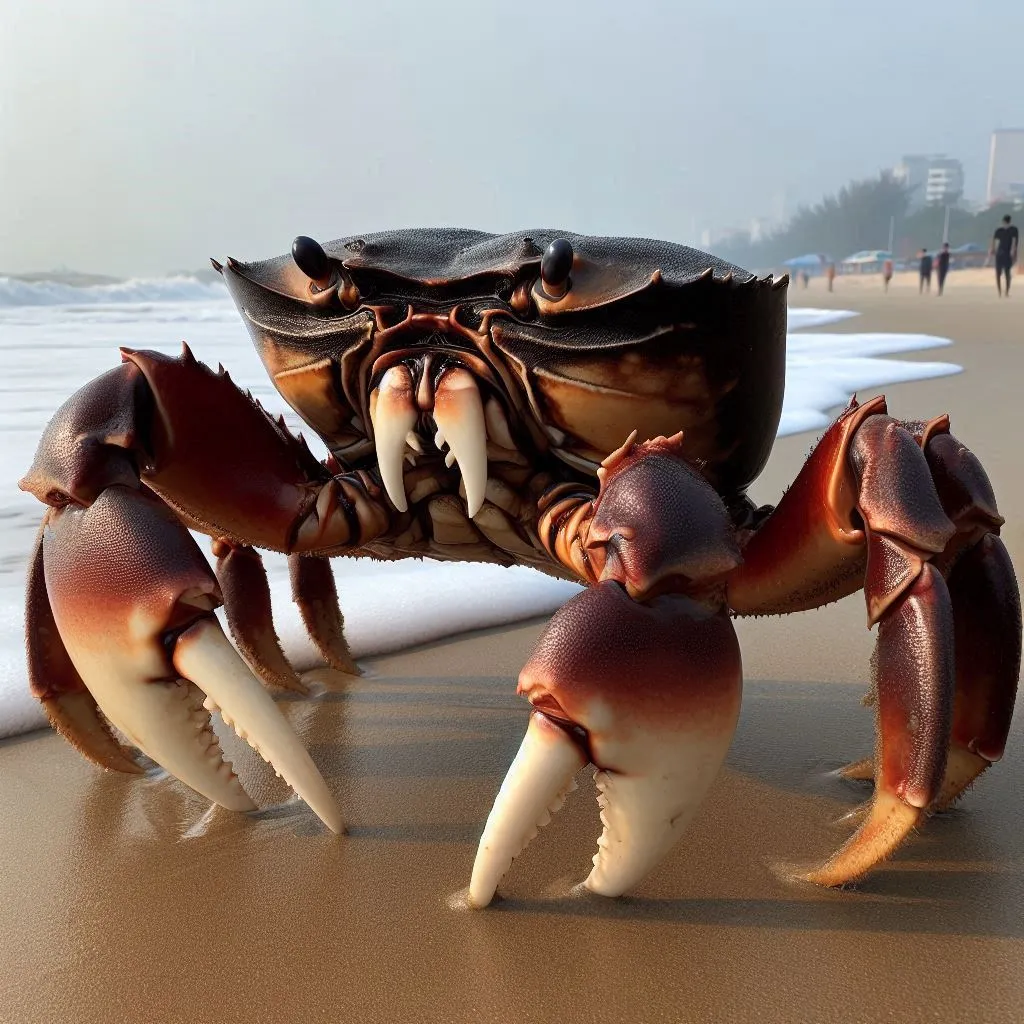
[[220, 229, 788, 497]]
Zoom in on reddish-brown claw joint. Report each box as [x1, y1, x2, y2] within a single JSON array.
[[27, 484, 343, 833], [19, 347, 389, 556]]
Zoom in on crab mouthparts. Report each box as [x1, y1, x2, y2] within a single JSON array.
[[369, 361, 498, 517]]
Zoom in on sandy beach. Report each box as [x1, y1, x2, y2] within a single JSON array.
[[1, 283, 1022, 1024]]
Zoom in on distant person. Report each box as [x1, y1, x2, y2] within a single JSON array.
[[918, 248, 933, 294], [936, 242, 951, 296], [882, 257, 894, 292], [800, 270, 810, 289], [826, 262, 836, 292], [990, 214, 1019, 297]]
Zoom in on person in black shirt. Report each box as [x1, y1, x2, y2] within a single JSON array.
[[991, 214, 1019, 297], [918, 249, 933, 293], [936, 242, 951, 296]]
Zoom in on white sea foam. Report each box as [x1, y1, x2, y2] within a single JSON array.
[[0, 298, 960, 738], [0, 274, 227, 309]]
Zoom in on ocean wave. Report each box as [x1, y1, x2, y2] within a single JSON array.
[[0, 275, 229, 309]]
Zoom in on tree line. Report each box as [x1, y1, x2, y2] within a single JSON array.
[[713, 172, 1019, 270]]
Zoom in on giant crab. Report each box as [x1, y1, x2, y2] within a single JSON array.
[[20, 230, 1022, 905]]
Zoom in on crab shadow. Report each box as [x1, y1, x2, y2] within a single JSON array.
[[480, 877, 1024, 938]]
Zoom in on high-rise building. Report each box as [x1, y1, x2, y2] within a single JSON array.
[[894, 154, 964, 208], [986, 129, 1024, 205], [925, 159, 964, 206], [924, 160, 964, 205]]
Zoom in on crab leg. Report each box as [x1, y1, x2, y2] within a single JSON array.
[[35, 484, 343, 831], [289, 553, 359, 676], [728, 402, 1020, 884], [840, 450, 1022, 808], [937, 536, 1021, 805], [214, 540, 308, 694], [923, 430, 1021, 806], [802, 563, 953, 885]]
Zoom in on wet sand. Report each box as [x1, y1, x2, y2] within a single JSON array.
[[1, 287, 1022, 1023]]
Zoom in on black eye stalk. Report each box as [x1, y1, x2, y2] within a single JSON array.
[[540, 238, 573, 300], [292, 236, 334, 288], [292, 235, 360, 309]]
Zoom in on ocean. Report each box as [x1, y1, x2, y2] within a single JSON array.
[[0, 275, 961, 738]]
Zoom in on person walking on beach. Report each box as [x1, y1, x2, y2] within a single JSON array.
[[918, 248, 933, 294], [826, 261, 836, 292], [990, 214, 1019, 297], [936, 242, 951, 296], [882, 257, 893, 292]]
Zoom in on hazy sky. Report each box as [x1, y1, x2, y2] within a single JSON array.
[[2, 0, 1021, 276]]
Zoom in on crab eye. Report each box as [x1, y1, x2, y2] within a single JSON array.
[[540, 238, 573, 299], [291, 235, 333, 286]]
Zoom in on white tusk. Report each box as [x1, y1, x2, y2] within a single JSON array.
[[172, 617, 344, 834], [370, 364, 418, 513], [469, 712, 584, 907], [433, 367, 488, 518]]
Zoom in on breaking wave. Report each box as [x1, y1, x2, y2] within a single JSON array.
[[0, 274, 229, 309]]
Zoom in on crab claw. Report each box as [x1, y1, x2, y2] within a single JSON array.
[[470, 580, 742, 905], [35, 484, 343, 833]]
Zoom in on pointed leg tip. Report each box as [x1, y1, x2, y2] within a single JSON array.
[[801, 793, 923, 888]]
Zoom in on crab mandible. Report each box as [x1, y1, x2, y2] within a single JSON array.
[[20, 229, 1021, 903]]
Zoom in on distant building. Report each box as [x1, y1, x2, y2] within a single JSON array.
[[894, 154, 964, 209], [924, 159, 964, 205], [986, 129, 1024, 205]]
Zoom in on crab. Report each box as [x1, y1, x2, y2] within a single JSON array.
[[19, 229, 1022, 905]]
